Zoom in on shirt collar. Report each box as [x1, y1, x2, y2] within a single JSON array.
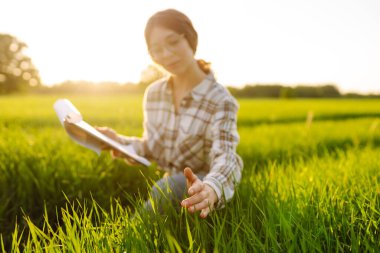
[[163, 76, 173, 96], [164, 73, 215, 101], [190, 73, 215, 101]]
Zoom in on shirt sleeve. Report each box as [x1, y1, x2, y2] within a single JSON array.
[[202, 98, 244, 209], [117, 89, 154, 159]]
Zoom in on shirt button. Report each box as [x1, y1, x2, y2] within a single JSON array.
[[182, 99, 191, 107]]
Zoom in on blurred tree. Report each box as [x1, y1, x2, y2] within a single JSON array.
[[0, 34, 41, 94], [139, 64, 165, 90], [319, 85, 341, 98], [294, 85, 340, 98], [228, 83, 341, 98], [280, 87, 295, 98]]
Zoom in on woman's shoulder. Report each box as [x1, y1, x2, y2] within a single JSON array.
[[207, 81, 239, 108], [143, 77, 170, 101], [145, 77, 169, 93]]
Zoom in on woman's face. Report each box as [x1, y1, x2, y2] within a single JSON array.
[[147, 26, 195, 76]]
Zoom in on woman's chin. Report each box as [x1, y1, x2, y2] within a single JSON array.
[[165, 66, 184, 76]]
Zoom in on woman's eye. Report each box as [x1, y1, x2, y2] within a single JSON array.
[[168, 39, 179, 46]]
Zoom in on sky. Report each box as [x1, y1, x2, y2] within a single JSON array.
[[1, 0, 379, 94]]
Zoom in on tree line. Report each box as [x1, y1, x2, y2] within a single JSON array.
[[1, 33, 378, 98], [228, 84, 341, 98], [227, 84, 380, 98], [232, 85, 380, 98], [34, 81, 380, 98]]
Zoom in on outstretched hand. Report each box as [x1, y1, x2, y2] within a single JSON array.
[[181, 167, 218, 218]]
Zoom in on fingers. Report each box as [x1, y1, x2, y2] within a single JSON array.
[[99, 142, 111, 150], [95, 128, 121, 157], [181, 180, 217, 218], [200, 207, 211, 219], [184, 167, 198, 189], [188, 180, 204, 196], [96, 127, 134, 164], [182, 197, 213, 219], [95, 126, 119, 141], [183, 198, 210, 212], [123, 156, 140, 165], [184, 167, 197, 183], [95, 126, 109, 134], [184, 167, 203, 196], [111, 149, 123, 158], [181, 191, 207, 208], [181, 187, 214, 218]]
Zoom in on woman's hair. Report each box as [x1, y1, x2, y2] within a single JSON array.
[[145, 9, 211, 74], [145, 9, 198, 53]]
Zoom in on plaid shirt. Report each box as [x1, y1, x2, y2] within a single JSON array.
[[120, 73, 243, 208]]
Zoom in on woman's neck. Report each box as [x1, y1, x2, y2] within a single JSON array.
[[170, 60, 207, 113], [171, 60, 207, 92]]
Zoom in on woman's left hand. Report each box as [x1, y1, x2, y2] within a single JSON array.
[[181, 167, 218, 218]]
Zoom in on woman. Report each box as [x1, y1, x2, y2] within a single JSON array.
[[97, 9, 243, 218]]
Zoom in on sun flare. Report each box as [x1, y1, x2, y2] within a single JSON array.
[[1, 0, 379, 94]]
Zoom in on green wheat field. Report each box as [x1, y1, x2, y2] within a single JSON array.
[[1, 94, 380, 252]]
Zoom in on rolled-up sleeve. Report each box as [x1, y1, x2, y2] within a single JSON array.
[[202, 98, 244, 208], [117, 90, 153, 159]]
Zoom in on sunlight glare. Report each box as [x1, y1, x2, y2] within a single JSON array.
[[0, 0, 379, 93]]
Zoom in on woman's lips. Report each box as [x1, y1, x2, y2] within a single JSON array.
[[165, 60, 180, 69]]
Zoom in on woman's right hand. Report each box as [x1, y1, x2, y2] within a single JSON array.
[[95, 126, 119, 142], [95, 127, 139, 165], [95, 126, 123, 158]]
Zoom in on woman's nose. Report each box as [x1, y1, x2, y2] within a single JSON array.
[[161, 47, 174, 58]]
